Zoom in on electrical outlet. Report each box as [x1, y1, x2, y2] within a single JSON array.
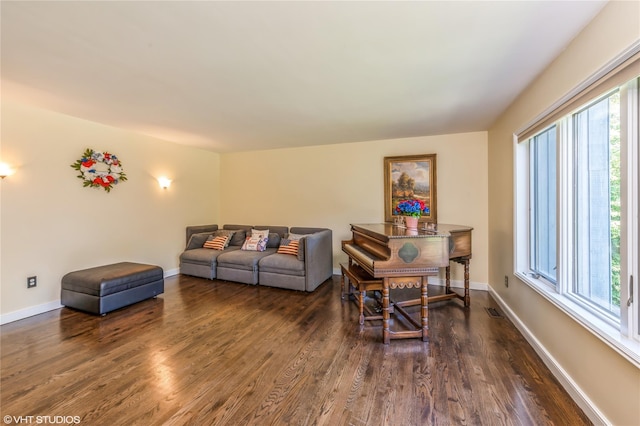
[[504, 275, 509, 288], [27, 276, 37, 288]]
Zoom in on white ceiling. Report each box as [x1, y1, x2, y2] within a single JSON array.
[[1, 1, 607, 153]]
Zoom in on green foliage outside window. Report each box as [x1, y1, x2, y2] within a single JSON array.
[[609, 92, 621, 307]]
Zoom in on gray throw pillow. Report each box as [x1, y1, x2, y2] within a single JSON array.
[[186, 232, 211, 250], [266, 233, 281, 248], [228, 230, 247, 246]]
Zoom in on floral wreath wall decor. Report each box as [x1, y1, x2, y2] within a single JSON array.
[[70, 148, 127, 193]]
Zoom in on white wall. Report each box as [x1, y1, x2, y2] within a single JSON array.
[[487, 2, 640, 425], [220, 132, 489, 287], [0, 100, 220, 322]]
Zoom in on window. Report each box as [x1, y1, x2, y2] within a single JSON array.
[[530, 126, 557, 284], [573, 92, 621, 318], [515, 50, 640, 366]]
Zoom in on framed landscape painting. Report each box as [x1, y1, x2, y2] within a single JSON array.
[[384, 154, 437, 224]]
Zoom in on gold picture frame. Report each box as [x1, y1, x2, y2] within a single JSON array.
[[384, 154, 437, 223]]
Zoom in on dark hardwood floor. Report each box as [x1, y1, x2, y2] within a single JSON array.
[[1, 275, 591, 425]]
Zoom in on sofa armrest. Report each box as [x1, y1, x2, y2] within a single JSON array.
[[302, 229, 333, 291]]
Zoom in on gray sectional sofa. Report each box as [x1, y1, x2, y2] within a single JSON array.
[[179, 224, 333, 292]]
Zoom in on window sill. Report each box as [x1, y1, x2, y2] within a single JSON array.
[[515, 271, 640, 368]]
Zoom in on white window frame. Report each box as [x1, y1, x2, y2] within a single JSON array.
[[529, 125, 558, 285], [514, 46, 640, 368]]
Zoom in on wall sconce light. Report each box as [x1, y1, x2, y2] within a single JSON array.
[[158, 177, 172, 189], [0, 163, 14, 179]]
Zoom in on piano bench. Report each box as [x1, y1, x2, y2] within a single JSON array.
[[340, 263, 384, 325]]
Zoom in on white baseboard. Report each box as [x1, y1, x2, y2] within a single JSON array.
[[430, 277, 487, 291], [488, 286, 609, 425], [0, 300, 63, 325], [1, 268, 180, 325], [164, 268, 179, 278]]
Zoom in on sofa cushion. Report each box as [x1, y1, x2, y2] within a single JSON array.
[[259, 253, 305, 276], [180, 246, 240, 266], [217, 248, 278, 271]]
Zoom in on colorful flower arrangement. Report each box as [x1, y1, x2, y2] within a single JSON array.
[[70, 148, 127, 193], [394, 199, 429, 217]]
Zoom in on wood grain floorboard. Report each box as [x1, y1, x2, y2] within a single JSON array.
[[1, 274, 591, 425]]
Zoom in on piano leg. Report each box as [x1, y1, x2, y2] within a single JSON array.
[[463, 259, 470, 307], [421, 276, 429, 341], [382, 278, 390, 344], [445, 265, 451, 294]]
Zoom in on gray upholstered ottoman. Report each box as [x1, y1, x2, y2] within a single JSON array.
[[61, 262, 164, 315]]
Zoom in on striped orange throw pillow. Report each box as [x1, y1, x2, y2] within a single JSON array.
[[277, 239, 299, 256], [203, 235, 228, 250]]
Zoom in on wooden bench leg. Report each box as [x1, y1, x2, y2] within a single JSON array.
[[341, 263, 384, 325], [359, 290, 366, 325]]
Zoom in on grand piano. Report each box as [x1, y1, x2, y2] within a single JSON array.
[[342, 223, 473, 344]]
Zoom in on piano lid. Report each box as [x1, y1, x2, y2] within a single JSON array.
[[350, 223, 472, 240]]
